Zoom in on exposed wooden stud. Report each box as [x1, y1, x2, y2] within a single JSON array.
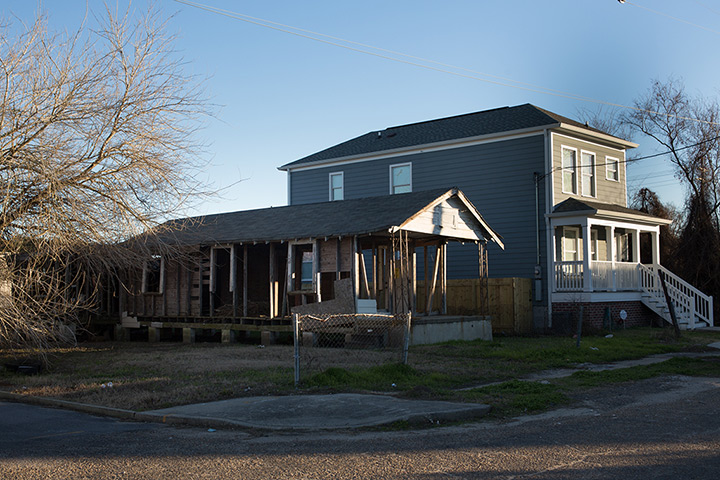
[[269, 243, 276, 318], [411, 242, 417, 314], [186, 262, 192, 316], [233, 245, 239, 318], [176, 260, 181, 316], [243, 244, 248, 317], [352, 236, 360, 311], [282, 242, 293, 316], [441, 241, 448, 315], [358, 250, 370, 298], [427, 243, 441, 315], [424, 245, 429, 314], [336, 237, 341, 280], [313, 239, 321, 303], [371, 242, 377, 299]]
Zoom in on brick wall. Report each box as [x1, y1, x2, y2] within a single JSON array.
[[552, 301, 662, 331]]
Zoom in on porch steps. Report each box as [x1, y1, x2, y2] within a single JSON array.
[[639, 264, 713, 330]]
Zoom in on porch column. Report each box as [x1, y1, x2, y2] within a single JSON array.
[[609, 225, 616, 292], [632, 229, 641, 264], [651, 230, 660, 266], [632, 228, 641, 290], [582, 221, 592, 292]]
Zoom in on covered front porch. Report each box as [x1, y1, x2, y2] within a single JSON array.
[[549, 198, 670, 295], [548, 198, 713, 329]]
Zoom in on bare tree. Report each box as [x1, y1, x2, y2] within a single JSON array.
[[623, 78, 720, 317], [0, 5, 211, 356]]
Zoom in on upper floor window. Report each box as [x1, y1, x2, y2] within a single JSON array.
[[561, 147, 577, 194], [606, 156, 619, 181], [390, 163, 412, 194], [329, 172, 344, 201], [581, 151, 596, 197]]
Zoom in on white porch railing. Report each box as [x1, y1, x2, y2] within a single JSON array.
[[554, 261, 640, 292], [554, 261, 583, 291], [639, 264, 714, 329]]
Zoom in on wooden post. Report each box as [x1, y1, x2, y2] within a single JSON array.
[[209, 248, 216, 317], [283, 242, 293, 316], [372, 242, 377, 299], [243, 244, 248, 317], [233, 245, 239, 318], [352, 236, 360, 312], [269, 243, 276, 318], [359, 250, 370, 298], [336, 238, 342, 280], [424, 245, 429, 314], [427, 243, 441, 315], [441, 242, 447, 315], [313, 240, 321, 302], [186, 263, 192, 316], [411, 242, 417, 314]]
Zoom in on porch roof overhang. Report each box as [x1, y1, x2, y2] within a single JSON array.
[[143, 188, 504, 249], [546, 198, 672, 228]]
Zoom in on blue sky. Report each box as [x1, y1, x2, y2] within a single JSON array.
[[5, 0, 719, 214]]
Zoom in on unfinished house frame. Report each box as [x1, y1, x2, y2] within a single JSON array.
[[114, 188, 503, 343]]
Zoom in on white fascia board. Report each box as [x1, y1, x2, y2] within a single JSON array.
[[279, 128, 547, 172], [556, 124, 638, 149]]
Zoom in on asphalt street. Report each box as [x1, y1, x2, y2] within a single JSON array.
[[1, 374, 720, 479]]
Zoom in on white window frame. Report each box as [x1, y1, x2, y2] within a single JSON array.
[[606, 156, 619, 182], [562, 226, 580, 261], [580, 150, 596, 198], [389, 162, 412, 194], [329, 171, 344, 201], [561, 146, 577, 195], [142, 255, 165, 294]]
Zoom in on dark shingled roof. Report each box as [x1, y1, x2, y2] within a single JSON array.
[[153, 188, 496, 246], [552, 198, 664, 220], [280, 104, 613, 169]]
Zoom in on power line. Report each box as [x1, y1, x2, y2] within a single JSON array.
[[174, 0, 720, 127], [622, 1, 720, 36]]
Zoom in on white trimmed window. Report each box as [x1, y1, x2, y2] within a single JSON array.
[[581, 151, 596, 197], [142, 255, 165, 294], [561, 147, 577, 194], [329, 172, 344, 201], [606, 156, 619, 181], [562, 227, 580, 261], [390, 163, 412, 194]]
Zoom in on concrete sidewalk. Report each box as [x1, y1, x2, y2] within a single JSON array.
[[147, 394, 491, 430]]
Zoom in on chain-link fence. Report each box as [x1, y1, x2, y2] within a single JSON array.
[[292, 312, 411, 386]]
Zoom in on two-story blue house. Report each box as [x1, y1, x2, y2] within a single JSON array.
[[279, 104, 713, 330]]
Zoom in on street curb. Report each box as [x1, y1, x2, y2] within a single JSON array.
[[0, 390, 492, 431], [0, 390, 263, 431]]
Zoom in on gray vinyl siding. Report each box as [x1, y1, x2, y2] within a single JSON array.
[[551, 132, 627, 206], [288, 134, 548, 290]]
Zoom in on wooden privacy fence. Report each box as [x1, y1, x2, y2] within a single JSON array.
[[416, 278, 532, 335]]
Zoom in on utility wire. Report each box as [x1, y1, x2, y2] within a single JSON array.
[[622, 1, 720, 36], [536, 133, 720, 181], [174, 0, 720, 127]]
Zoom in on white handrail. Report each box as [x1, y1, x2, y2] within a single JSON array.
[[639, 264, 713, 327]]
